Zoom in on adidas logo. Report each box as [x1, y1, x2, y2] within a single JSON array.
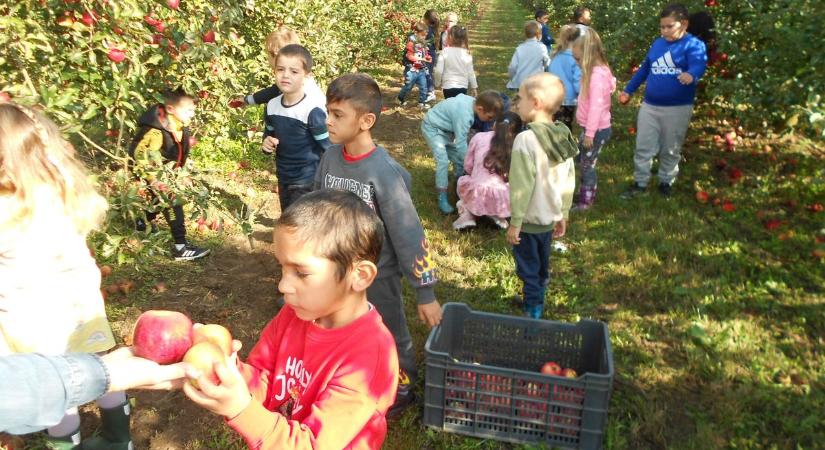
[[651, 51, 683, 75]]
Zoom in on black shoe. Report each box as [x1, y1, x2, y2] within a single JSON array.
[[620, 182, 647, 199], [172, 244, 210, 261], [386, 390, 416, 420], [658, 182, 673, 197], [135, 218, 147, 232]]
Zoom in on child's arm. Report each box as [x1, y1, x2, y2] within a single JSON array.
[[680, 39, 708, 85], [308, 108, 333, 154], [571, 63, 582, 100], [466, 53, 478, 93], [508, 48, 519, 78], [583, 74, 609, 140], [245, 85, 282, 106], [506, 134, 536, 244], [433, 52, 445, 87], [262, 112, 279, 154]]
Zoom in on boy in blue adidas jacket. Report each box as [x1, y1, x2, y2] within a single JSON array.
[[618, 3, 706, 198]]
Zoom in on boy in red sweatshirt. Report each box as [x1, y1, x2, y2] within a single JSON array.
[[183, 189, 399, 449]]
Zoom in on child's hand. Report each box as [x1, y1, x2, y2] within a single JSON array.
[[618, 92, 630, 105], [182, 351, 251, 419], [677, 73, 694, 85], [262, 136, 279, 154], [469, 88, 478, 97], [418, 301, 443, 328], [553, 219, 567, 239], [506, 225, 521, 245], [581, 136, 594, 150]]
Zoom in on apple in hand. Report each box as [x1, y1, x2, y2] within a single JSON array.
[[183, 341, 226, 388], [541, 361, 562, 376], [192, 324, 233, 356], [132, 310, 193, 364]]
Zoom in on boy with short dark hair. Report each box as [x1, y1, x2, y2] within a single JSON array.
[[183, 189, 399, 449], [422, 91, 504, 213], [398, 21, 433, 110], [128, 88, 210, 261], [508, 73, 578, 318], [535, 9, 554, 54], [262, 44, 333, 211], [507, 21, 550, 91], [315, 73, 442, 417]]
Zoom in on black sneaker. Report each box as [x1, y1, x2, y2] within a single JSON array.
[[135, 218, 147, 232], [386, 390, 416, 420], [620, 182, 647, 199], [172, 244, 210, 261], [658, 182, 673, 197]]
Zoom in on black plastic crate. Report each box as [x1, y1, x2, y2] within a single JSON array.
[[423, 303, 614, 449]]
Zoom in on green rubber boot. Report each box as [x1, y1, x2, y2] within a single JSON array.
[[43, 428, 80, 450], [80, 400, 133, 450]]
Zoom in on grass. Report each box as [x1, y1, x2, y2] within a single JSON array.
[[74, 0, 823, 448]]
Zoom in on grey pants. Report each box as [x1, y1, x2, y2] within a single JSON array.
[[634, 102, 693, 186], [367, 276, 417, 391]]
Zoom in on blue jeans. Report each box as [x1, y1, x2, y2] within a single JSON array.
[[513, 230, 552, 317], [399, 69, 428, 104], [421, 122, 466, 190], [576, 127, 612, 189]]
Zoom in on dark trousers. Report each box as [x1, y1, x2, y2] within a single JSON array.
[[146, 204, 186, 245], [512, 230, 552, 310], [367, 276, 416, 393], [277, 182, 313, 213], [443, 88, 467, 99]]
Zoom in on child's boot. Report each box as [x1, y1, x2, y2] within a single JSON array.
[[81, 400, 132, 450], [437, 191, 455, 214], [44, 429, 81, 450]]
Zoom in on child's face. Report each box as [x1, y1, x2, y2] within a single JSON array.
[[326, 100, 374, 145], [515, 86, 536, 122], [167, 98, 196, 126], [537, 14, 549, 24], [275, 55, 309, 95], [660, 17, 688, 41], [274, 227, 350, 324], [416, 30, 428, 41], [580, 10, 592, 25], [474, 105, 497, 122]]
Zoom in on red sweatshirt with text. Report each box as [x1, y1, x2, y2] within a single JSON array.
[[228, 305, 399, 450]]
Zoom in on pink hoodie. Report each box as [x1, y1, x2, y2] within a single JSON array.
[[576, 65, 616, 138]]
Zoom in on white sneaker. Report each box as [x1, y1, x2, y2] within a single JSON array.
[[490, 216, 509, 229], [552, 241, 568, 253], [426, 91, 437, 103], [452, 211, 477, 230]]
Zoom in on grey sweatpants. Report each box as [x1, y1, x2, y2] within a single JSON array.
[[633, 102, 694, 186]]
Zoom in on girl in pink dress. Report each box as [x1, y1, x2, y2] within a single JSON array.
[[454, 112, 523, 230]]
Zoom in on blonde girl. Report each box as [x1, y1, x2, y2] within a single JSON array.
[[548, 24, 582, 131], [439, 12, 458, 49], [0, 103, 132, 448], [571, 29, 615, 209], [433, 24, 478, 98]]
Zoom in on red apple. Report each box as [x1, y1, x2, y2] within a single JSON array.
[[695, 191, 709, 203], [188, 136, 197, 147], [764, 219, 782, 231], [541, 361, 562, 376], [132, 310, 193, 364], [0, 91, 10, 103], [112, 26, 124, 35], [107, 48, 126, 63], [627, 126, 636, 135], [705, 0, 718, 6], [238, 160, 250, 169], [80, 10, 97, 26], [153, 22, 165, 33], [192, 324, 233, 356], [198, 90, 209, 99], [166, 0, 180, 10], [228, 99, 245, 108], [203, 30, 216, 43], [721, 200, 735, 212], [144, 15, 161, 26], [727, 167, 742, 183], [99, 265, 113, 278], [561, 368, 577, 378], [183, 341, 225, 388], [807, 203, 823, 213]]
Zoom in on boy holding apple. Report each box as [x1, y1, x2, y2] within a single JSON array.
[[182, 190, 399, 449]]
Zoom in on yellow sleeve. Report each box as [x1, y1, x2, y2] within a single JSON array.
[[132, 129, 164, 167]]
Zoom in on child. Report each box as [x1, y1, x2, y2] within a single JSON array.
[[129, 88, 210, 261], [421, 91, 504, 214], [183, 189, 400, 449], [439, 12, 458, 50], [572, 28, 615, 210], [573, 6, 592, 34], [433, 25, 478, 99], [262, 44, 333, 211], [508, 73, 577, 318], [232, 26, 325, 109], [453, 111, 523, 230], [619, 3, 707, 198], [398, 21, 433, 110], [315, 73, 442, 417], [548, 24, 583, 131], [0, 103, 133, 449], [507, 21, 549, 91], [535, 9, 555, 54], [423, 10, 440, 103]]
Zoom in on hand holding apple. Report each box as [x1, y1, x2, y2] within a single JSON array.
[[102, 346, 189, 391], [618, 92, 630, 105], [182, 347, 251, 419]]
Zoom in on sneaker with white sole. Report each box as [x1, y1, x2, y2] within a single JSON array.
[[452, 211, 477, 230], [418, 103, 430, 110], [426, 91, 437, 103], [172, 244, 210, 261], [490, 216, 508, 229]]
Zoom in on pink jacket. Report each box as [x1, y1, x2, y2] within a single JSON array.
[[576, 65, 616, 138]]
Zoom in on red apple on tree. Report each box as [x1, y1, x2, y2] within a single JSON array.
[[203, 30, 216, 43], [183, 341, 226, 388], [192, 324, 233, 356], [107, 48, 126, 63], [695, 191, 709, 203], [541, 361, 562, 376], [132, 310, 193, 364], [198, 90, 209, 99], [166, 0, 180, 10], [80, 10, 97, 26]]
